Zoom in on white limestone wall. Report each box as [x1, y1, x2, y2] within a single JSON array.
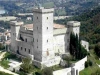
[[81, 40, 89, 51], [33, 8, 54, 62], [54, 34, 66, 54], [53, 68, 71, 75], [42, 13, 54, 61], [53, 56, 87, 75], [71, 56, 87, 75]]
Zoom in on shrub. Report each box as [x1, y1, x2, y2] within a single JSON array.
[[42, 67, 53, 75], [89, 60, 93, 66], [85, 61, 88, 68], [87, 52, 90, 56]]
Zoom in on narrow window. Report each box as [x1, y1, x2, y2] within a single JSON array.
[[33, 38, 34, 42], [29, 49, 30, 54], [21, 47, 22, 50], [37, 39, 38, 42], [47, 40, 48, 43], [47, 17, 48, 20], [37, 17, 38, 19], [26, 38, 27, 42], [47, 27, 48, 30], [25, 48, 26, 52], [37, 46, 38, 48], [37, 27, 38, 30]]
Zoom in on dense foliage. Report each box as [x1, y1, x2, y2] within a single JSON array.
[[94, 43, 100, 57], [70, 33, 87, 60], [0, 1, 24, 15], [21, 57, 33, 73], [72, 6, 100, 44], [91, 69, 100, 75], [0, 43, 5, 50], [0, 21, 10, 29]]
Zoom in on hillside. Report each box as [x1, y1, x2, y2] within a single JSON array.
[[55, 6, 100, 44], [1, 0, 100, 15], [72, 6, 100, 44]]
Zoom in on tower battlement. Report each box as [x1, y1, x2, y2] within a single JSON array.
[[67, 21, 80, 27], [33, 7, 54, 13], [10, 21, 24, 26]]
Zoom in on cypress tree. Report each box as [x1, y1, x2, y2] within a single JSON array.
[[69, 32, 87, 60]]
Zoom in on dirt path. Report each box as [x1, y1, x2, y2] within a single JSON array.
[[0, 52, 6, 61]]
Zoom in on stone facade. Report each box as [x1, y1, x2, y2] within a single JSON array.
[[10, 7, 81, 67]]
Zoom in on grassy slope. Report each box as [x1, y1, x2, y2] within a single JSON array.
[[0, 71, 13, 75], [79, 50, 100, 75]]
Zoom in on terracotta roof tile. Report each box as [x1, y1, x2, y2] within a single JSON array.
[[23, 23, 66, 29]]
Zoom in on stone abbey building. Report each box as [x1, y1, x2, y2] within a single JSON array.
[[10, 7, 80, 67]]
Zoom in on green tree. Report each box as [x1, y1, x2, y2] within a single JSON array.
[[62, 55, 73, 67], [85, 61, 88, 68], [21, 57, 34, 73], [69, 32, 87, 60]]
